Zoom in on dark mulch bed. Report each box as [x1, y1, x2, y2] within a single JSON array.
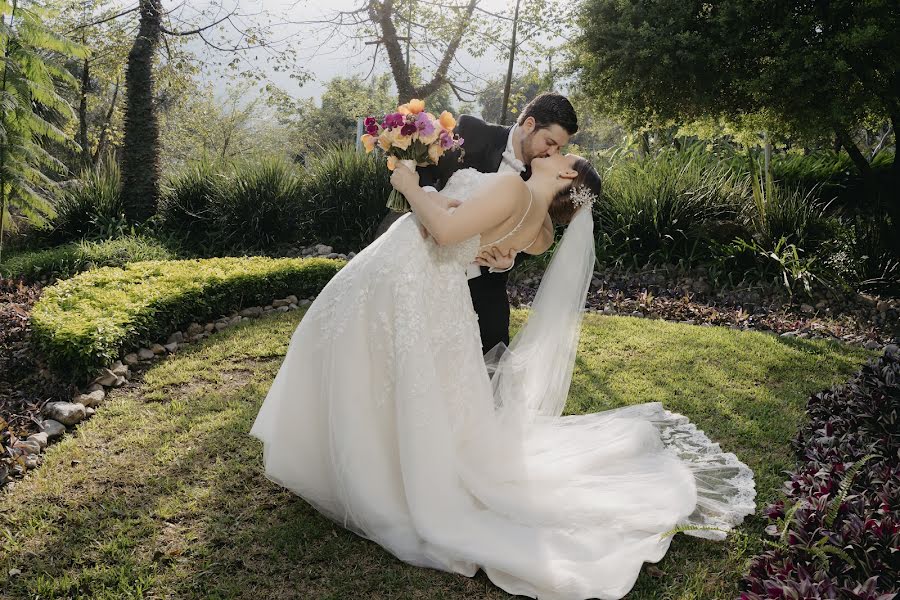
[[1, 277, 74, 483], [510, 266, 900, 348]]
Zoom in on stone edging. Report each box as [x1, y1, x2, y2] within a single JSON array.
[[7, 293, 315, 488]]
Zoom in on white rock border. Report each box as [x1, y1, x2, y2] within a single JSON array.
[[6, 292, 319, 487]]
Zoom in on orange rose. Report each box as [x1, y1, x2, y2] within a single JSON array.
[[378, 131, 392, 151], [439, 111, 456, 131], [392, 133, 412, 150], [398, 104, 411, 115], [361, 133, 376, 153], [387, 155, 398, 171], [408, 99, 426, 114], [428, 143, 444, 163]]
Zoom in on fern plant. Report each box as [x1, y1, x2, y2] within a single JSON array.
[[0, 0, 86, 262]]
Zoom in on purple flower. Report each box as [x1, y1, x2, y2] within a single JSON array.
[[400, 123, 417, 136], [439, 130, 454, 149], [457, 136, 464, 147], [415, 112, 435, 136], [364, 116, 377, 127], [383, 113, 404, 129], [366, 123, 379, 136]]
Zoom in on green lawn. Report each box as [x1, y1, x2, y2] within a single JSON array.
[[0, 311, 871, 599]]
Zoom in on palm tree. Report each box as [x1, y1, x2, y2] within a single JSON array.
[[0, 0, 85, 262], [119, 0, 162, 224]]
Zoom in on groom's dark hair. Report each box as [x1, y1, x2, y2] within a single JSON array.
[[517, 93, 578, 135]]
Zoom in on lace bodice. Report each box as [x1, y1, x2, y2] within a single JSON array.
[[430, 168, 491, 267], [441, 167, 492, 202]]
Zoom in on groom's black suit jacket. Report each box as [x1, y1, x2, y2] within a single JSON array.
[[418, 115, 530, 355]]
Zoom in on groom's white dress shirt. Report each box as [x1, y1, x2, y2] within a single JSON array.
[[463, 124, 524, 279]]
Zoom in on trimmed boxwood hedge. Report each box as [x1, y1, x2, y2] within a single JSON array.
[[31, 256, 344, 381]]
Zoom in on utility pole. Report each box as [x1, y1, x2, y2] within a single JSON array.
[[548, 52, 554, 89]]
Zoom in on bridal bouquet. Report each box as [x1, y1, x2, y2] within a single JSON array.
[[360, 99, 464, 212]]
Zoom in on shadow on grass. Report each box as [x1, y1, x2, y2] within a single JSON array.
[[0, 316, 509, 600], [0, 312, 872, 600]]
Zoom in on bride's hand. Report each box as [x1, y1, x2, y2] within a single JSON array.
[[390, 163, 419, 195]]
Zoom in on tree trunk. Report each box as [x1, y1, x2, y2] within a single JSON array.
[[834, 126, 873, 178], [121, 0, 163, 223], [77, 57, 91, 167], [639, 132, 650, 157], [500, 0, 521, 126], [369, 0, 478, 103], [93, 78, 120, 166], [890, 112, 900, 181], [886, 111, 900, 237]]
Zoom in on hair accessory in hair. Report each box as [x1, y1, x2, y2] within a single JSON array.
[[571, 186, 597, 210]]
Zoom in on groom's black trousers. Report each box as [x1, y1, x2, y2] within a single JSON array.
[[468, 267, 510, 355]]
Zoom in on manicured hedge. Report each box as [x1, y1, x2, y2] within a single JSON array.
[[31, 256, 344, 381], [741, 346, 900, 599]]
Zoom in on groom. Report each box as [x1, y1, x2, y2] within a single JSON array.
[[418, 92, 579, 355]]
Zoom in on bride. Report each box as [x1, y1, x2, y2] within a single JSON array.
[[250, 153, 756, 600]]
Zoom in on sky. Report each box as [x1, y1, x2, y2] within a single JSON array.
[[169, 0, 549, 104]]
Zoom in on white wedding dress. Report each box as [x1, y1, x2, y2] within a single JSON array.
[[250, 169, 756, 600]]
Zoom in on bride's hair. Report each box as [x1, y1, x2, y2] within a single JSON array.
[[548, 158, 601, 225]]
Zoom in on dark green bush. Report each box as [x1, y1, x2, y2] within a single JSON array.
[[158, 149, 388, 255], [48, 159, 127, 244], [156, 160, 223, 252], [594, 147, 748, 266], [299, 145, 391, 249], [31, 256, 344, 381], [215, 157, 305, 250]]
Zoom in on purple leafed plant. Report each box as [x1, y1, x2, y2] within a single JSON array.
[[740, 346, 900, 600]]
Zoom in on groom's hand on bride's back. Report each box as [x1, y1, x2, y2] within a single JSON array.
[[475, 246, 516, 271]]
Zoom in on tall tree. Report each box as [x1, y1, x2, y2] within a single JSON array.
[[478, 69, 543, 124], [367, 0, 478, 102], [0, 0, 85, 261], [296, 0, 569, 107], [54, 0, 157, 171], [67, 0, 307, 223], [266, 74, 398, 155], [119, 0, 163, 223], [575, 0, 898, 204]]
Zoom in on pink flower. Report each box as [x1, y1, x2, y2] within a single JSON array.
[[383, 113, 404, 129], [440, 131, 455, 149], [415, 112, 435, 136]]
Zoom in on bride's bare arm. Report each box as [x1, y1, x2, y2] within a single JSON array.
[[391, 165, 520, 247]]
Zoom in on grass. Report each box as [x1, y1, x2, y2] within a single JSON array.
[[0, 310, 872, 599]]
